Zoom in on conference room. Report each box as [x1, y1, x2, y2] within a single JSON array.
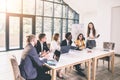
[[0, 0, 120, 80]]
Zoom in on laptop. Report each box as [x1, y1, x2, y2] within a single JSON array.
[[60, 46, 70, 54], [47, 50, 61, 66]]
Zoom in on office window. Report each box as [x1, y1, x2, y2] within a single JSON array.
[[7, 0, 21, 13], [9, 17, 20, 49], [62, 19, 66, 39], [0, 0, 79, 51], [36, 17, 42, 38], [44, 18, 52, 43], [68, 20, 73, 32], [0, 13, 6, 51], [63, 5, 67, 18], [74, 20, 79, 24], [54, 0, 62, 3], [44, 2, 53, 16], [54, 4, 62, 17], [36, 0, 43, 16], [0, 0, 6, 12], [74, 13, 79, 20], [47, 0, 53, 1], [54, 18, 61, 39], [23, 18, 32, 47], [23, 0, 35, 14], [69, 9, 74, 19]]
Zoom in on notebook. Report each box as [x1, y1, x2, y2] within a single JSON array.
[[47, 60, 57, 66]]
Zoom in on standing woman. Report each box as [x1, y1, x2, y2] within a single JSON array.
[[86, 22, 97, 49]]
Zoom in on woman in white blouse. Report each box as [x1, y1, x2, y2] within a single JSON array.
[[86, 22, 99, 49], [50, 33, 60, 52], [50, 33, 64, 79]]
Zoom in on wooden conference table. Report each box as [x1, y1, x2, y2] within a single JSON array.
[[45, 48, 115, 80]]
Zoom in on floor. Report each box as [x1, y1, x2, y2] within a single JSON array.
[[57, 56, 120, 80]]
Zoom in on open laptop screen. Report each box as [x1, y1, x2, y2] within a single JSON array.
[[60, 46, 70, 54]]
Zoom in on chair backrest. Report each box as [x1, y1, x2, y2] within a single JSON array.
[[103, 42, 115, 50], [10, 55, 24, 80]]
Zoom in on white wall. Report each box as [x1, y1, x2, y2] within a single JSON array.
[[64, 0, 120, 49], [96, 0, 120, 41], [111, 6, 120, 54]]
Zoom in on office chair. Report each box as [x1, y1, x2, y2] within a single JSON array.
[[10, 55, 25, 80], [98, 42, 115, 70]]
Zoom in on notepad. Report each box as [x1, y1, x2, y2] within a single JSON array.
[[47, 60, 57, 66]]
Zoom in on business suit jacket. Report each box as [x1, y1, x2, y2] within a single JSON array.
[[19, 43, 47, 79], [60, 39, 72, 46], [34, 40, 49, 54]]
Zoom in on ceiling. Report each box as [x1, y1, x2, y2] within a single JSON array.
[[64, 0, 98, 13]]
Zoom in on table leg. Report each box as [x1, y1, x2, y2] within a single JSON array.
[[92, 58, 97, 80], [52, 69, 56, 80], [111, 53, 115, 74], [87, 60, 91, 80]]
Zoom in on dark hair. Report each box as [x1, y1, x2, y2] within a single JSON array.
[[38, 33, 46, 40], [87, 22, 96, 37], [77, 33, 85, 40], [53, 33, 59, 41], [26, 34, 36, 43], [65, 32, 71, 39]]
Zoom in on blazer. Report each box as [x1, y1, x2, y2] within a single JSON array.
[[34, 40, 49, 54], [74, 40, 85, 49], [60, 39, 72, 46], [19, 43, 47, 79]]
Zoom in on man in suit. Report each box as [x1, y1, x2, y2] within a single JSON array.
[[61, 32, 85, 77], [61, 32, 72, 46], [19, 34, 51, 80], [35, 33, 49, 56]]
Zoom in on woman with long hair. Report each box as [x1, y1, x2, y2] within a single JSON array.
[[75, 33, 85, 49], [50, 33, 64, 79], [86, 22, 99, 49], [50, 33, 60, 52]]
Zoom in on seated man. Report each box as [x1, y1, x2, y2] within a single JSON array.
[[19, 34, 51, 80], [61, 32, 72, 46], [35, 33, 49, 56], [61, 32, 85, 77]]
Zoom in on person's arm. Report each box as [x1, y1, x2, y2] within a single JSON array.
[[74, 40, 79, 47], [50, 41, 56, 52], [60, 41, 64, 46], [29, 48, 47, 67], [81, 40, 85, 49], [70, 40, 73, 45], [60, 40, 66, 46], [43, 42, 49, 52]]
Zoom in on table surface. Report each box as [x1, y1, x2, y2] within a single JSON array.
[[46, 48, 114, 69]]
